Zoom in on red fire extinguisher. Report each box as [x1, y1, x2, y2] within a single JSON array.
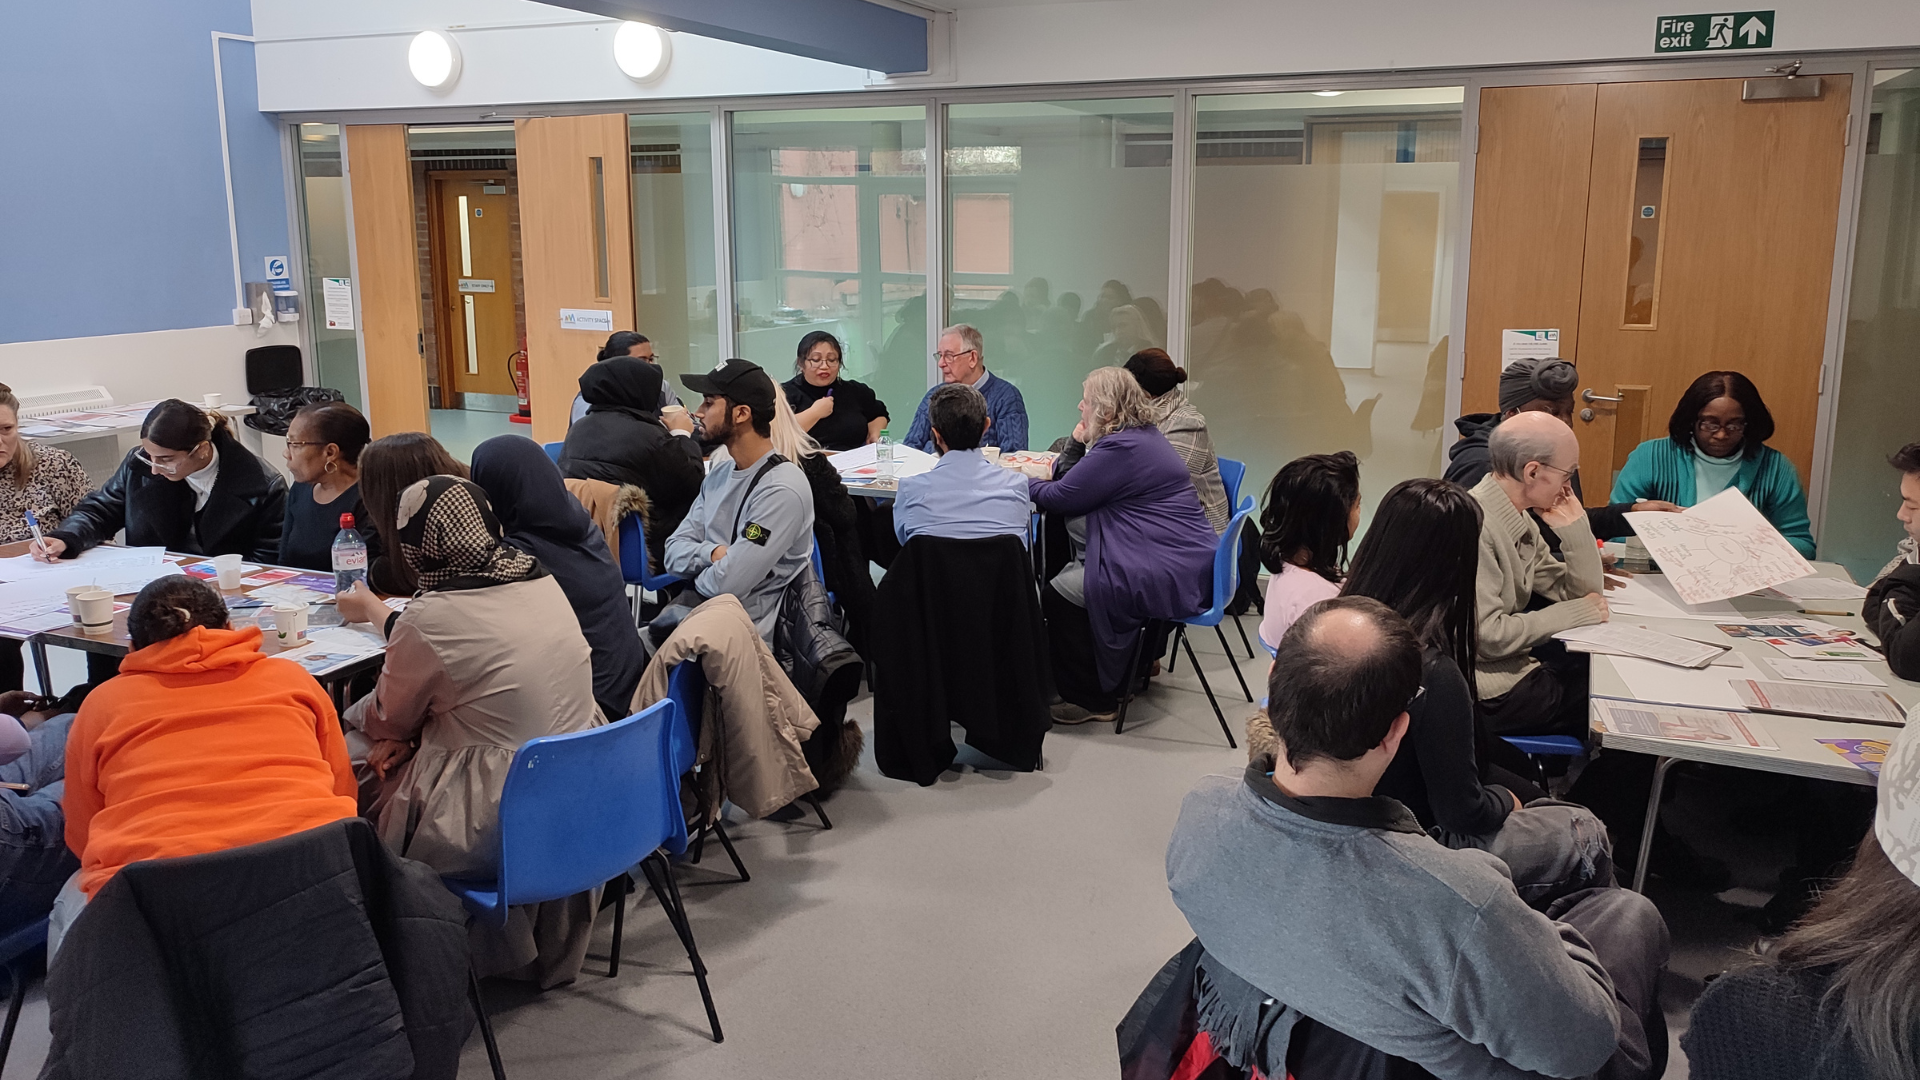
[[508, 334, 532, 425]]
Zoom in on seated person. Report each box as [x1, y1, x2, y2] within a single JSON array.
[[1682, 724, 1920, 1080], [1257, 451, 1359, 650], [570, 330, 680, 425], [559, 357, 705, 565], [0, 382, 91, 691], [1865, 442, 1920, 680], [1611, 370, 1815, 557], [1342, 478, 1611, 905], [357, 432, 469, 595], [54, 576, 358, 955], [894, 383, 1031, 546], [279, 401, 380, 574], [1030, 368, 1215, 724], [1124, 349, 1230, 533], [1168, 597, 1670, 1080], [1445, 358, 1678, 540], [902, 324, 1029, 453], [0, 692, 79, 933], [661, 359, 815, 646], [784, 330, 890, 452], [1468, 412, 1607, 740], [336, 476, 602, 987]]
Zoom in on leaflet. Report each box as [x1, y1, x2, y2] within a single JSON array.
[[1624, 488, 1814, 604], [1762, 657, 1888, 687], [1554, 623, 1727, 668], [1593, 699, 1777, 750], [1732, 680, 1908, 727]]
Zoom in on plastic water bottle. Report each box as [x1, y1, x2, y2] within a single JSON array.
[[332, 513, 368, 593], [875, 429, 894, 481]]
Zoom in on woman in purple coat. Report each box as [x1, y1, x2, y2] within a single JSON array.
[[1031, 367, 1218, 722]]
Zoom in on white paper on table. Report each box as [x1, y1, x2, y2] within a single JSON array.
[[1555, 623, 1727, 668], [251, 585, 330, 606], [0, 545, 168, 583], [1761, 657, 1888, 687], [831, 443, 937, 481], [1623, 489, 1814, 605], [1593, 699, 1778, 749], [1766, 576, 1869, 601], [304, 624, 387, 654], [1603, 654, 1757, 710], [1734, 680, 1909, 726], [1762, 638, 1880, 662], [1604, 574, 1747, 620]]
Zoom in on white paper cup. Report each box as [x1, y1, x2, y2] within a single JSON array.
[[272, 603, 309, 645], [213, 553, 244, 590], [982, 446, 1002, 465], [203, 393, 224, 409], [74, 590, 115, 634], [66, 585, 91, 627]]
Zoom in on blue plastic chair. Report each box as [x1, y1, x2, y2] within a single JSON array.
[[1117, 507, 1255, 750], [665, 661, 750, 883], [1217, 457, 1253, 514], [542, 441, 564, 464], [0, 917, 47, 1073], [446, 700, 723, 1077], [617, 513, 688, 624]]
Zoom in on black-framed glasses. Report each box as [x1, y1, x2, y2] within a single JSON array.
[[1537, 462, 1579, 482], [1695, 418, 1747, 436], [802, 355, 841, 368]]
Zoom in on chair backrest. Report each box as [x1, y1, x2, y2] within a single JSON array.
[[664, 659, 705, 778], [616, 511, 683, 591], [494, 700, 681, 909], [1217, 457, 1251, 513], [542, 441, 564, 464], [1200, 507, 1257, 621], [244, 345, 304, 395]]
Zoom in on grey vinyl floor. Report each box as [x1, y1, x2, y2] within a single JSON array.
[[3, 624, 1786, 1079]]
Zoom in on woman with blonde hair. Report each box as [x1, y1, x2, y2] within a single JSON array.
[[1029, 367, 1216, 722], [0, 384, 91, 690]]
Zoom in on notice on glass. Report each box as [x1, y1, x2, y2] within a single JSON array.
[[323, 277, 355, 330], [1500, 329, 1560, 370], [1594, 699, 1778, 749], [1733, 680, 1909, 727], [1624, 488, 1814, 605]]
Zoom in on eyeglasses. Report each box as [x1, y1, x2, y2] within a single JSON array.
[[1695, 418, 1747, 436], [283, 440, 325, 450], [1536, 462, 1579, 482], [135, 443, 204, 474], [934, 349, 978, 363], [802, 355, 841, 368]]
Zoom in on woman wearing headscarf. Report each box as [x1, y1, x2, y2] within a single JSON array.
[[559, 357, 705, 567], [470, 435, 645, 720], [335, 477, 602, 987]]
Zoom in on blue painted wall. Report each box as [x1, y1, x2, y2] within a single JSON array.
[[0, 1, 290, 344]]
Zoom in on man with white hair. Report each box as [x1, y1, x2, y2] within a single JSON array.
[[1469, 411, 1608, 739], [901, 324, 1029, 453]]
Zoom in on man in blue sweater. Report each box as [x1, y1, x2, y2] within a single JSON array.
[[1167, 596, 1670, 1080], [902, 324, 1028, 453]]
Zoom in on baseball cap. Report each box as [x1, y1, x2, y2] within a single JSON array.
[[681, 358, 776, 411]]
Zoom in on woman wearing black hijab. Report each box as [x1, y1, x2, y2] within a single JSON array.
[[558, 357, 705, 563], [471, 435, 646, 721]]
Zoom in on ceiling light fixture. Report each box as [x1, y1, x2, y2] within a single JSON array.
[[408, 30, 462, 91], [1313, 90, 1346, 97], [613, 21, 672, 82]]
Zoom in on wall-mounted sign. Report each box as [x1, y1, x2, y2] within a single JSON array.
[[1501, 329, 1560, 371], [458, 278, 496, 293], [265, 255, 292, 291], [1655, 11, 1773, 53], [322, 277, 354, 330], [559, 308, 614, 332]]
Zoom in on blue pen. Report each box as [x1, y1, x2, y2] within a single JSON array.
[[24, 510, 47, 557]]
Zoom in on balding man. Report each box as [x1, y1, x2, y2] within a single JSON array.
[[1469, 411, 1607, 739], [1168, 597, 1669, 1080], [902, 324, 1029, 454]]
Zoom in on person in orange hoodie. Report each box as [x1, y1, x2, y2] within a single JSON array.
[[52, 575, 358, 955]]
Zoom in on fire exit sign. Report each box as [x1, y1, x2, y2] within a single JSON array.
[[1655, 11, 1774, 52]]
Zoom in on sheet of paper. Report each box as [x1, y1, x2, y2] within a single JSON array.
[[1603, 654, 1756, 710], [1819, 738, 1889, 776], [1762, 657, 1888, 686], [250, 585, 330, 606], [1767, 575, 1868, 600], [1593, 699, 1777, 749], [834, 443, 937, 481], [1762, 638, 1881, 662], [0, 545, 168, 584], [1500, 329, 1560, 370], [1733, 680, 1908, 726], [323, 277, 355, 330], [1623, 488, 1814, 605], [1603, 574, 1746, 620], [1554, 623, 1726, 668]]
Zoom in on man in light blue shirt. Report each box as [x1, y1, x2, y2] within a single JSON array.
[[894, 383, 1033, 546]]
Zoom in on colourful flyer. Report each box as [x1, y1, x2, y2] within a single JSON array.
[[1818, 738, 1889, 777]]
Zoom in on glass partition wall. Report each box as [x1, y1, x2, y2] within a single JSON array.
[[630, 113, 719, 396], [294, 124, 361, 408]]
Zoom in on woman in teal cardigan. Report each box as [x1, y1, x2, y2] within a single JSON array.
[[1610, 370, 1815, 557]]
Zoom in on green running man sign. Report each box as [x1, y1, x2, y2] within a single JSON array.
[[1654, 11, 1774, 53]]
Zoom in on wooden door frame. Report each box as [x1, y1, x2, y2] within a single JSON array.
[[425, 171, 511, 407], [1452, 55, 1875, 540]]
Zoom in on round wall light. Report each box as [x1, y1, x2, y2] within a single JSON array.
[[613, 21, 672, 83], [408, 30, 462, 91]]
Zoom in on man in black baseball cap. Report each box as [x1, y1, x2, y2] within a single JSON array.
[[680, 357, 779, 422]]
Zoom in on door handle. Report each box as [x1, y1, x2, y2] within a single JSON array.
[[1581, 389, 1622, 403]]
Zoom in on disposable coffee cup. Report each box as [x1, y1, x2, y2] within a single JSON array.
[[272, 603, 309, 645], [982, 446, 1002, 465], [74, 590, 115, 634], [66, 585, 91, 627], [203, 393, 224, 409], [661, 403, 688, 416], [213, 553, 244, 590]]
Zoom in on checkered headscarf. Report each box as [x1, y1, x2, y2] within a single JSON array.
[[393, 475, 543, 593]]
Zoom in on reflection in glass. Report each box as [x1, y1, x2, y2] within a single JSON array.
[[1188, 88, 1463, 522], [629, 113, 719, 386], [1623, 137, 1669, 326], [1822, 70, 1920, 577], [945, 98, 1175, 449], [294, 124, 361, 408], [731, 107, 928, 425]]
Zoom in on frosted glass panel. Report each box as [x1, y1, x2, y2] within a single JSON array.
[[629, 113, 719, 386], [1824, 69, 1920, 580], [946, 98, 1174, 450], [1188, 88, 1463, 523], [296, 124, 360, 408]]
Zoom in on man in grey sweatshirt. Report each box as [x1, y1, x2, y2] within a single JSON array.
[[1167, 597, 1669, 1080]]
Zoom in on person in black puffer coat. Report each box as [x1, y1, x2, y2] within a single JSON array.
[[559, 358, 705, 568]]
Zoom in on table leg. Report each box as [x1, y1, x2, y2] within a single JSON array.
[[1630, 756, 1678, 893], [27, 638, 52, 699]]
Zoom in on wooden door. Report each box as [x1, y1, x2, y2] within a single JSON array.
[[1570, 76, 1850, 501], [343, 125, 430, 438], [431, 175, 519, 399]]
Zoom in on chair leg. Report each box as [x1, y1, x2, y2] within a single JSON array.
[[1180, 632, 1238, 750], [1165, 625, 1182, 675], [0, 962, 27, 1074], [641, 853, 724, 1043], [1214, 625, 1253, 703], [1113, 624, 1152, 735], [607, 873, 629, 977], [710, 820, 751, 883], [1232, 614, 1255, 660], [805, 791, 833, 830], [469, 966, 507, 1080]]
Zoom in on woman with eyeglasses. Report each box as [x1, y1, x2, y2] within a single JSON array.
[[34, 399, 287, 564], [781, 330, 889, 452], [278, 401, 380, 573], [1611, 371, 1814, 556]]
